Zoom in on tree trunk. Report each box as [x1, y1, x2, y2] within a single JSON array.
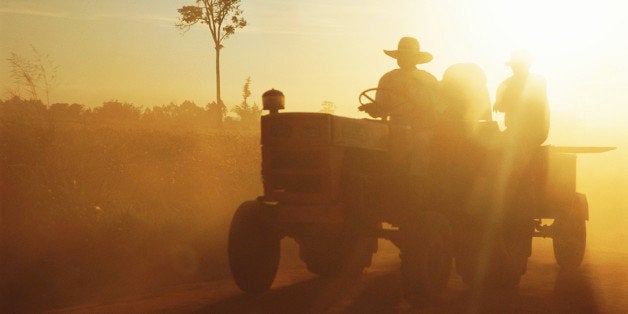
[[215, 46, 221, 109]]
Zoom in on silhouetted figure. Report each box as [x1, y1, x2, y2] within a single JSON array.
[[360, 38, 440, 220], [491, 50, 550, 283], [439, 62, 493, 138], [431, 63, 494, 203], [494, 50, 549, 147], [493, 50, 550, 189], [358, 36, 440, 175], [358, 40, 441, 299], [360, 37, 439, 129], [361, 37, 439, 174]]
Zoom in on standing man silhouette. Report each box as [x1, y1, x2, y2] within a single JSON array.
[[494, 50, 549, 147], [492, 50, 550, 282]]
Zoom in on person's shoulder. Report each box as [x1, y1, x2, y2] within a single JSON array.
[[497, 75, 517, 88], [414, 68, 435, 77], [379, 68, 401, 80], [529, 73, 547, 84], [496, 77, 513, 95], [501, 75, 516, 83], [413, 69, 437, 82]]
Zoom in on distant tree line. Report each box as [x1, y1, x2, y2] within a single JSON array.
[[5, 48, 261, 131], [0, 96, 261, 131]]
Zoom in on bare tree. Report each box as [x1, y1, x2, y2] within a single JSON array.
[[7, 52, 38, 101], [32, 47, 57, 107], [6, 46, 57, 106], [176, 0, 247, 109]]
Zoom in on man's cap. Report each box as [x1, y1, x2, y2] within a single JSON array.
[[506, 49, 534, 67]]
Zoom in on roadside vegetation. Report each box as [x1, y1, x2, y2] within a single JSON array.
[[0, 96, 262, 311]]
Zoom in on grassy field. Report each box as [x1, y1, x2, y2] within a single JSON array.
[[1, 98, 263, 311]]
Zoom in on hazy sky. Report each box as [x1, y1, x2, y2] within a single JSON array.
[[1, 0, 627, 131], [1, 0, 626, 253]]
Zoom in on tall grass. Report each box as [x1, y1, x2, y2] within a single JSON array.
[[1, 97, 262, 311]]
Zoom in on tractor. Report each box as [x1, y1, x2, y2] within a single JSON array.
[[227, 87, 615, 296]]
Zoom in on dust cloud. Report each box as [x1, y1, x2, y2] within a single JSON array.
[[549, 119, 627, 255], [0, 97, 263, 312], [1, 97, 625, 312]]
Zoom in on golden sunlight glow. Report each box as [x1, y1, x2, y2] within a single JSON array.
[[491, 1, 619, 66], [1, 2, 627, 311], [456, 0, 627, 121]]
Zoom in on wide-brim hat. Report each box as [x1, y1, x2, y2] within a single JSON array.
[[384, 37, 433, 64]]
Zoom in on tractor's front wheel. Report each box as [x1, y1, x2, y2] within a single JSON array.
[[228, 200, 280, 293]]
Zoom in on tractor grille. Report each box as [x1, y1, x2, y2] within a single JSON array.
[[259, 112, 388, 205], [269, 174, 322, 193], [262, 146, 342, 204], [268, 150, 323, 170]]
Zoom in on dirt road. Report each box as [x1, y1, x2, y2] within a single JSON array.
[[47, 237, 628, 314]]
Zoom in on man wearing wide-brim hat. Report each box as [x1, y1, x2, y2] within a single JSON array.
[[493, 49, 549, 147], [359, 37, 439, 175], [358, 37, 441, 300], [359, 36, 439, 130]]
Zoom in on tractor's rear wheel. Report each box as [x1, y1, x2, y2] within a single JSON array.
[[228, 200, 280, 293], [454, 248, 475, 286], [299, 232, 374, 278], [489, 237, 527, 288], [400, 211, 453, 299], [454, 222, 528, 289], [553, 195, 587, 268]]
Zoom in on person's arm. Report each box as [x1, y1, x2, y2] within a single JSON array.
[[493, 81, 507, 113], [531, 75, 550, 144], [360, 74, 391, 119]]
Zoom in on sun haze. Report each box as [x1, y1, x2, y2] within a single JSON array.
[[1, 0, 626, 242], [2, 0, 628, 312]]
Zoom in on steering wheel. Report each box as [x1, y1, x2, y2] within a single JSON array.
[[358, 88, 378, 106]]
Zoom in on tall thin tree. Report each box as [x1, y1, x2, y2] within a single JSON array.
[[176, 0, 247, 110], [232, 76, 260, 128]]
